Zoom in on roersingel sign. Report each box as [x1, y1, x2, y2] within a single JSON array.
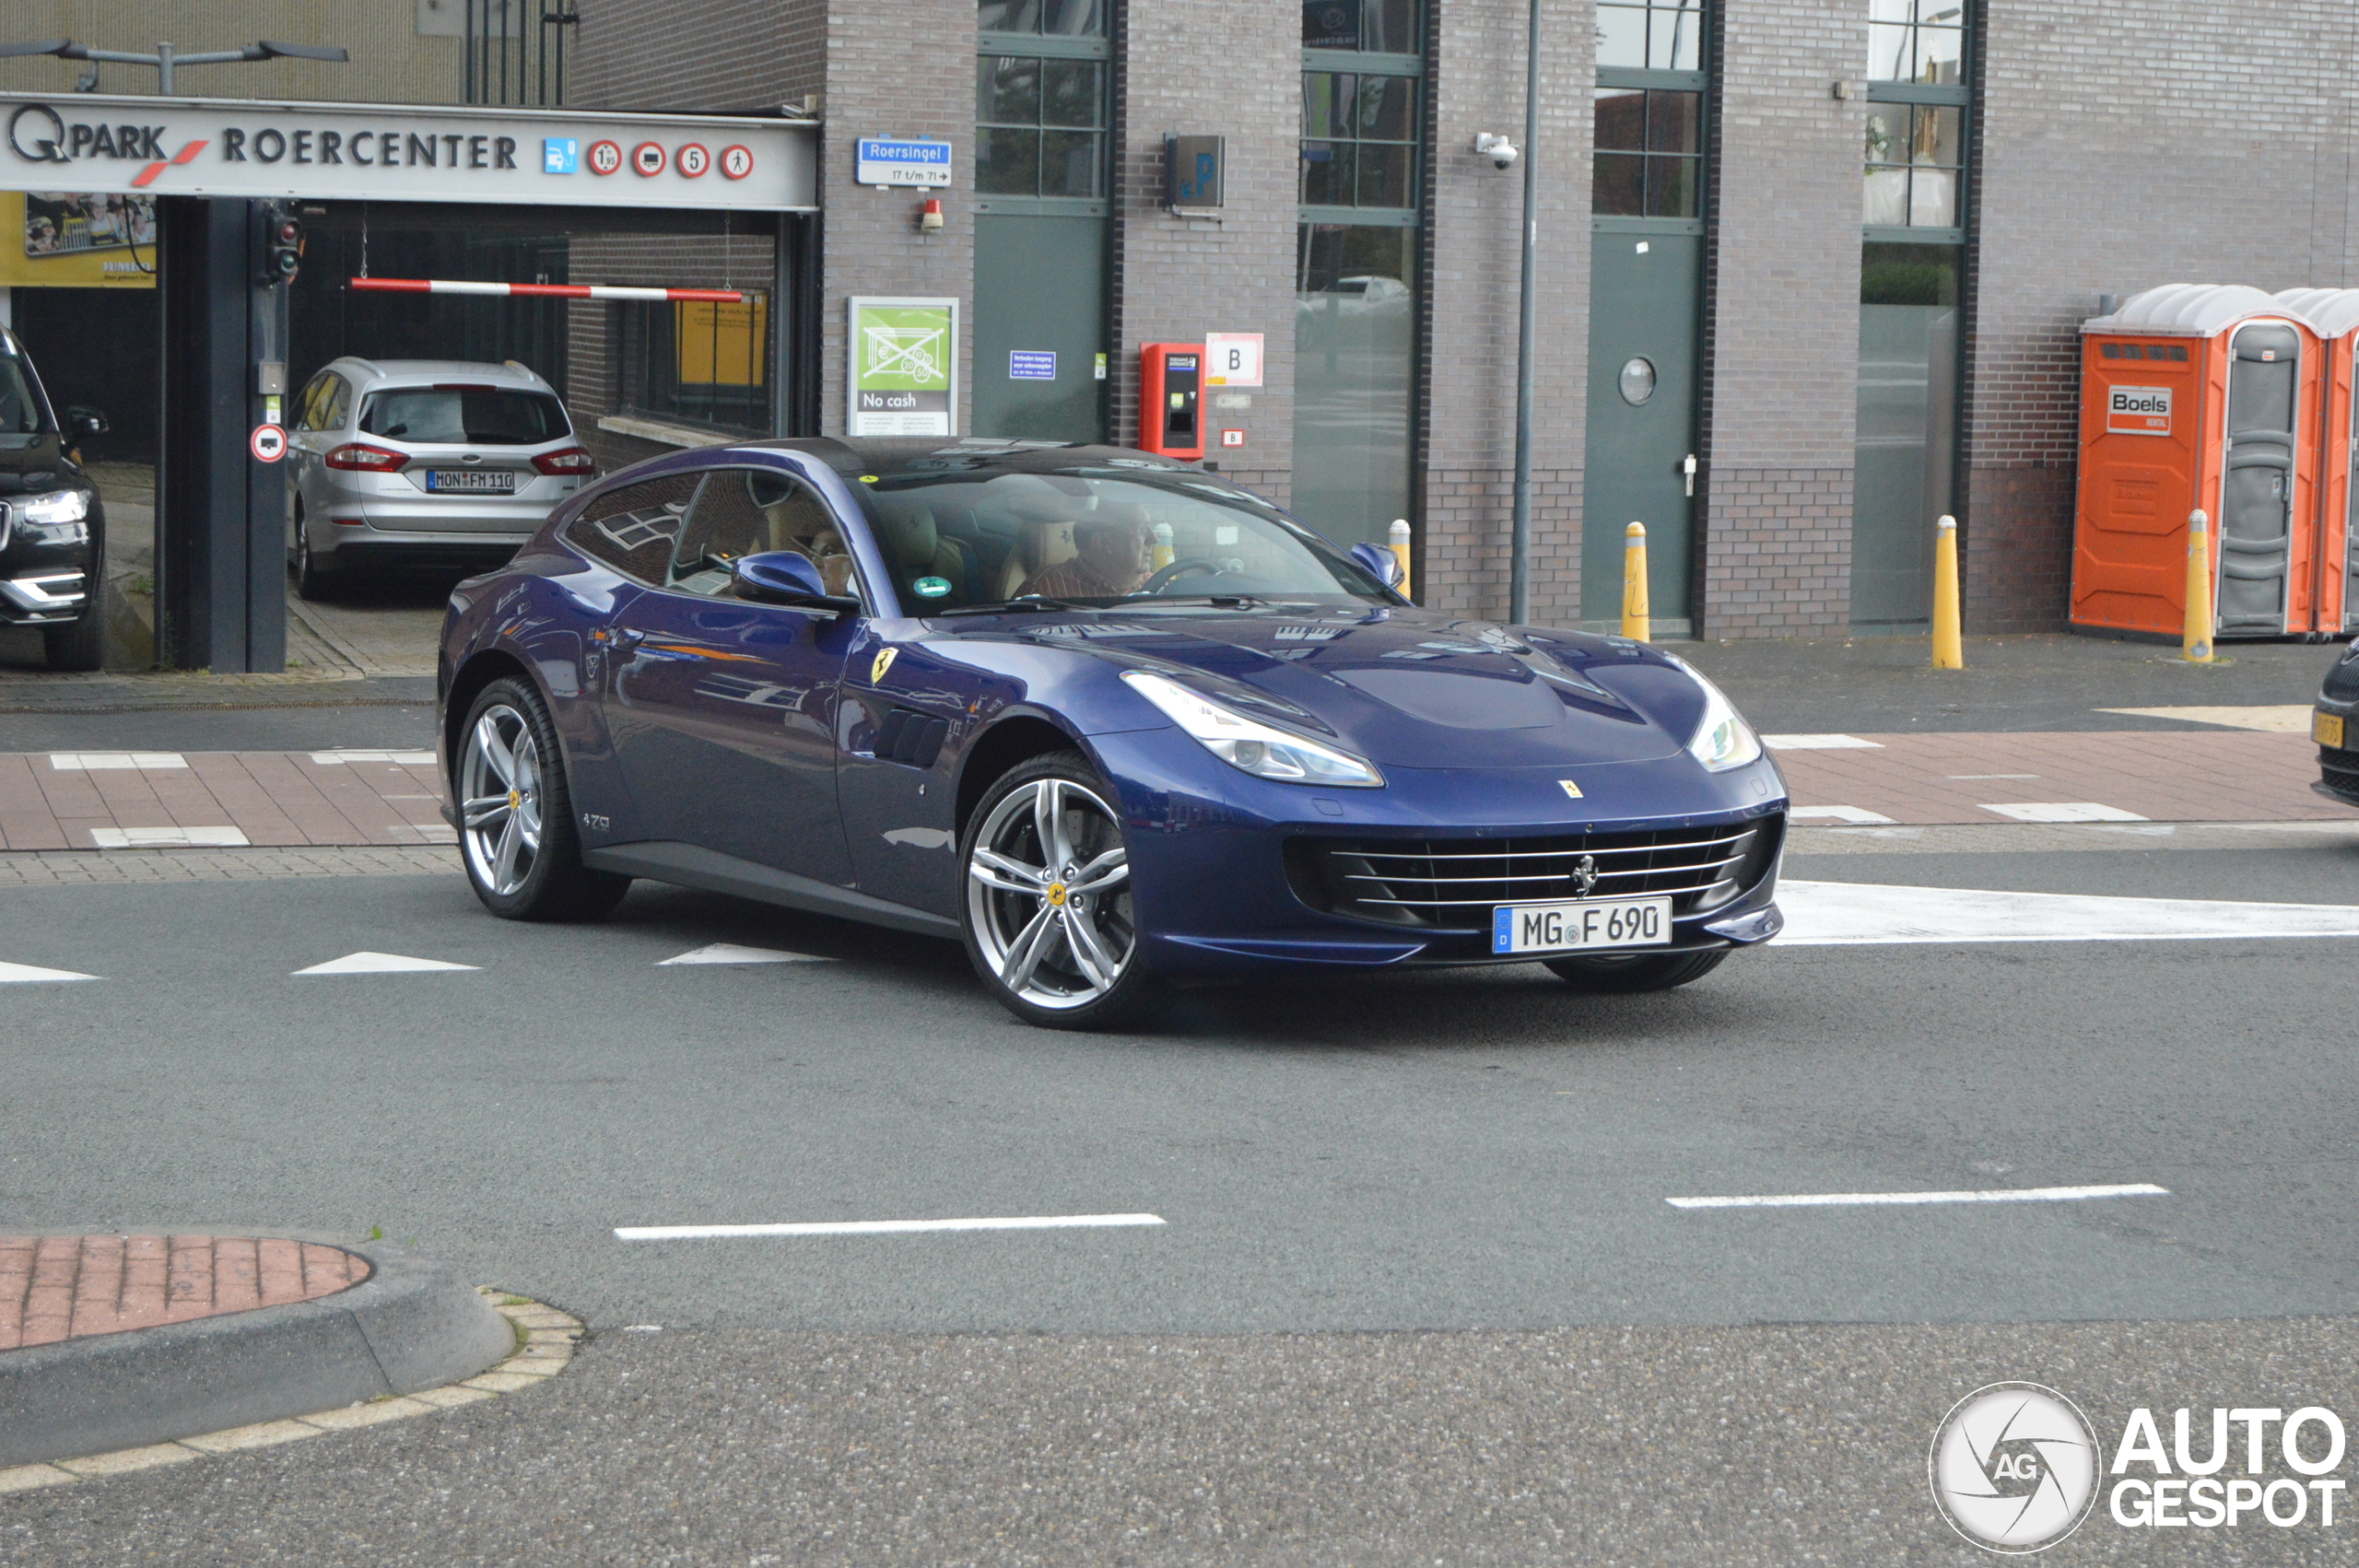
[[0, 92, 816, 212]]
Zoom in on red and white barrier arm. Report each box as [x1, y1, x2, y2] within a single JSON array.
[[348, 278, 747, 302]]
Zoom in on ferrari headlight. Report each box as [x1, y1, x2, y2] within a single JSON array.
[[1121, 670, 1383, 788], [18, 489, 89, 526], [1670, 661, 1762, 772]]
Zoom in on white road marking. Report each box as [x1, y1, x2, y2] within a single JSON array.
[[1948, 773, 2037, 779], [615, 1213, 1167, 1241], [0, 960, 98, 983], [1667, 1183, 2169, 1211], [2096, 705, 2314, 733], [293, 951, 479, 976], [1762, 734, 1884, 750], [1979, 802, 2148, 824], [309, 750, 439, 765], [1790, 805, 1897, 825], [1778, 880, 2359, 944], [657, 942, 830, 966], [49, 753, 186, 770], [88, 826, 250, 848]]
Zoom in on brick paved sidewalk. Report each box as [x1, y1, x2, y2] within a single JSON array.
[[1771, 730, 2358, 825], [0, 1237, 370, 1351], [0, 730, 2347, 851], [0, 751, 450, 851]]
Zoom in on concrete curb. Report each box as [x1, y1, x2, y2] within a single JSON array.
[[0, 1234, 515, 1469]]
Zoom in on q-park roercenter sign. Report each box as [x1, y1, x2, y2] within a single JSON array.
[[0, 93, 816, 212]]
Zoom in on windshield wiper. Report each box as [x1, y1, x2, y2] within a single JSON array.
[[934, 597, 1096, 616]]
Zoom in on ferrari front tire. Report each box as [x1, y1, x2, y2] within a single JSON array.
[[959, 751, 1166, 1030]]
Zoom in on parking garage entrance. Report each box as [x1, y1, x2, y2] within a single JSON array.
[[0, 90, 816, 672]]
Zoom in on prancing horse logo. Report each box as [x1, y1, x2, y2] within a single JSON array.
[[1558, 778, 1583, 799], [1569, 853, 1599, 896]]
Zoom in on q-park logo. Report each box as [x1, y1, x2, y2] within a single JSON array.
[[1930, 1383, 2100, 1553]]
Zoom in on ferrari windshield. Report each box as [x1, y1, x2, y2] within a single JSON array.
[[848, 465, 1395, 613]]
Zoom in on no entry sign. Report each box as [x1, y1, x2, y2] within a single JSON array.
[[250, 423, 287, 462]]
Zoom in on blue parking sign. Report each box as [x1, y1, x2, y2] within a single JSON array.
[[544, 137, 580, 175]]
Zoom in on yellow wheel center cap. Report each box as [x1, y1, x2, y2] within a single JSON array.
[[508, 789, 522, 812], [1046, 882, 1068, 907]]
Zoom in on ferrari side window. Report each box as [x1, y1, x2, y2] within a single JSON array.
[[667, 467, 863, 602], [564, 472, 701, 585]]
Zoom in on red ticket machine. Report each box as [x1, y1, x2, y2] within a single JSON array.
[[1138, 343, 1203, 460]]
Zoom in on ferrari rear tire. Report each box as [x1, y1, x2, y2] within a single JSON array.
[[456, 676, 631, 922], [959, 750, 1166, 1030], [1543, 948, 1728, 993]]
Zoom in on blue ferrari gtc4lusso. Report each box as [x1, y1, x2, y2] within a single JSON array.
[[436, 438, 1788, 1028]]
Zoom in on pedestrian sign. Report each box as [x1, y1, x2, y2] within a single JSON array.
[[849, 296, 957, 436]]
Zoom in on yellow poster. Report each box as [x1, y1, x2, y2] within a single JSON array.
[[0, 191, 158, 288], [675, 297, 767, 386]]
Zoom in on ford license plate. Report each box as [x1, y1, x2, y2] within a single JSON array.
[[426, 470, 515, 493], [1492, 895, 1672, 954]]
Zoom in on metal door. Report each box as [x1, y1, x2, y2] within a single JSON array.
[[2218, 322, 2298, 633], [1581, 231, 1699, 625], [972, 214, 1106, 441]]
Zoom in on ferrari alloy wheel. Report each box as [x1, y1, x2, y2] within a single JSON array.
[[1543, 948, 1727, 992], [456, 677, 630, 921], [960, 752, 1163, 1028]]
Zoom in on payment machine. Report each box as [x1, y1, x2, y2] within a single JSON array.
[[1138, 343, 1204, 461]]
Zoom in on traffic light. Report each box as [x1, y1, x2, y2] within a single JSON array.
[[259, 210, 302, 287]]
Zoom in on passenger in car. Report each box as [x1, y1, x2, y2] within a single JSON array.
[[1016, 509, 1154, 600]]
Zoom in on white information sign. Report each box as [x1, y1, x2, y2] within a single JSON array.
[[855, 137, 953, 188], [0, 92, 815, 211], [1203, 332, 1264, 388]]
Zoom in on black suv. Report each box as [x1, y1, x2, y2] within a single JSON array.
[[0, 328, 108, 670]]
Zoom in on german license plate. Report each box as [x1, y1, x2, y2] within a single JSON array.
[[426, 470, 515, 493], [2316, 710, 2346, 749], [1492, 895, 1672, 954]]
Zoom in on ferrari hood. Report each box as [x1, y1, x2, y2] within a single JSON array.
[[978, 605, 1712, 767]]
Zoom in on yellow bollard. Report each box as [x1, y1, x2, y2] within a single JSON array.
[[1621, 521, 1649, 641], [1388, 518, 1413, 600], [1151, 520, 1174, 573], [1931, 513, 1964, 670], [2183, 509, 2214, 663]]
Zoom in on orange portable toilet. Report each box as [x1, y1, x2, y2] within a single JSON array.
[[2275, 287, 2359, 634], [2072, 285, 2324, 638]]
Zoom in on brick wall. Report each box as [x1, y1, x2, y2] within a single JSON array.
[[1966, 0, 2359, 631], [1696, 0, 1865, 638], [570, 0, 822, 112], [1416, 0, 1592, 623], [1110, 2, 1301, 506]]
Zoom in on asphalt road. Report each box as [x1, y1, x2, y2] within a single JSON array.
[[6, 646, 2358, 1562]]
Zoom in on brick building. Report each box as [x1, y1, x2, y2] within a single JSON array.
[[100, 0, 2343, 640]]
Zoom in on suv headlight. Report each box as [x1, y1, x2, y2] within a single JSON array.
[[1121, 670, 1383, 787], [1664, 658, 1762, 772], [18, 489, 89, 526]]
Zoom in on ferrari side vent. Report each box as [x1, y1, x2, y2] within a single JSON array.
[[873, 707, 950, 768]]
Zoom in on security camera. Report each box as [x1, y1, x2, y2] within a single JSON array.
[[1473, 133, 1519, 170]]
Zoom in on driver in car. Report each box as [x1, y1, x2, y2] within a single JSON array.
[[1016, 510, 1155, 601]]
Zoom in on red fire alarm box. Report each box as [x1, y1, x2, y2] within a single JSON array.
[[1139, 343, 1203, 459]]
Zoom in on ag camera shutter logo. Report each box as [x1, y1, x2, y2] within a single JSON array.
[[1929, 1383, 2100, 1553]]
